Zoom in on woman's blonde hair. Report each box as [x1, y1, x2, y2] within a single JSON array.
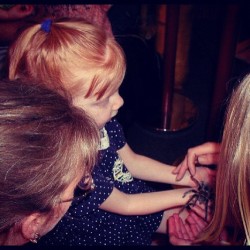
[[197, 74, 250, 245], [9, 17, 126, 100], [0, 79, 99, 234]]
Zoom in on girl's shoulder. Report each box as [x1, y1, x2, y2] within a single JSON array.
[[105, 118, 123, 133], [105, 118, 126, 148]]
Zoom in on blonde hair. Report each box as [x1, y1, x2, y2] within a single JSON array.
[[9, 17, 126, 100], [197, 74, 250, 245], [0, 79, 99, 234]]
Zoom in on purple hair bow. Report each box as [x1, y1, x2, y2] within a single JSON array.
[[41, 19, 52, 33]]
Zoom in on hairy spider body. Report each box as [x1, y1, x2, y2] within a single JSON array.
[[179, 176, 214, 221]]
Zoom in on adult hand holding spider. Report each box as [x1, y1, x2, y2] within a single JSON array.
[[187, 163, 216, 189], [168, 203, 229, 245], [168, 204, 211, 245], [172, 142, 220, 181]]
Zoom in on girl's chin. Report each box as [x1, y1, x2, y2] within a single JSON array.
[[98, 114, 117, 128], [98, 122, 108, 129]]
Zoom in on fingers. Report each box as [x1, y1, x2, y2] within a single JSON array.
[[172, 161, 188, 181], [186, 211, 208, 230], [168, 214, 194, 245], [194, 142, 221, 155], [176, 165, 190, 181], [177, 216, 195, 240], [168, 214, 177, 235], [169, 200, 214, 246], [193, 166, 217, 187], [187, 142, 220, 167], [189, 203, 213, 222], [173, 156, 196, 181], [189, 223, 200, 237], [173, 214, 186, 239], [172, 163, 183, 174], [168, 234, 191, 246], [185, 204, 212, 237], [198, 153, 220, 165], [168, 211, 210, 246], [172, 142, 220, 182], [186, 152, 198, 176]]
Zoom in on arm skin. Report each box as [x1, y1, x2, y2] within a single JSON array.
[[172, 142, 220, 181], [117, 143, 216, 188], [99, 143, 215, 216], [100, 186, 193, 215]]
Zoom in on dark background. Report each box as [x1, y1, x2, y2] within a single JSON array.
[[110, 4, 250, 165]]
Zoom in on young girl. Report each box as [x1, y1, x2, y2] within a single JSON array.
[[8, 18, 215, 246]]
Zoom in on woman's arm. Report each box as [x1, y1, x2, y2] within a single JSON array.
[[100, 186, 193, 215]]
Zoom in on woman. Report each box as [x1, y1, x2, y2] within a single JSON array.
[[169, 73, 250, 245], [0, 79, 99, 245]]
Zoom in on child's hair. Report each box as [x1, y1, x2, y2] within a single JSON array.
[[197, 74, 250, 245], [9, 17, 126, 100], [0, 79, 99, 233]]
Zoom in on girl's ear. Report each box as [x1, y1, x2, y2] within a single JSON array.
[[21, 213, 42, 243]]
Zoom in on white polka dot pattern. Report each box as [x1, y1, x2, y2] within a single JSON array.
[[39, 118, 163, 246]]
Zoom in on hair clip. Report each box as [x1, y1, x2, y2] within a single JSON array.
[[41, 19, 52, 33]]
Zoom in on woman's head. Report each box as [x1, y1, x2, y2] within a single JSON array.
[[8, 17, 126, 103], [218, 73, 250, 244], [197, 74, 250, 245], [0, 79, 99, 245]]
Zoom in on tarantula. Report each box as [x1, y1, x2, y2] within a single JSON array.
[[179, 176, 214, 221]]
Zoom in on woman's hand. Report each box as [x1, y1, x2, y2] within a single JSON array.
[[172, 142, 220, 181], [168, 204, 212, 245], [168, 213, 197, 245], [191, 166, 216, 188]]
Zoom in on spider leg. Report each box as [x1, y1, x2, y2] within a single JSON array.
[[198, 193, 208, 204], [179, 194, 195, 215], [182, 189, 196, 198], [189, 195, 199, 207], [178, 205, 186, 215], [179, 193, 199, 215]]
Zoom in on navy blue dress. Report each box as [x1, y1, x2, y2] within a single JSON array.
[[39, 118, 163, 246]]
